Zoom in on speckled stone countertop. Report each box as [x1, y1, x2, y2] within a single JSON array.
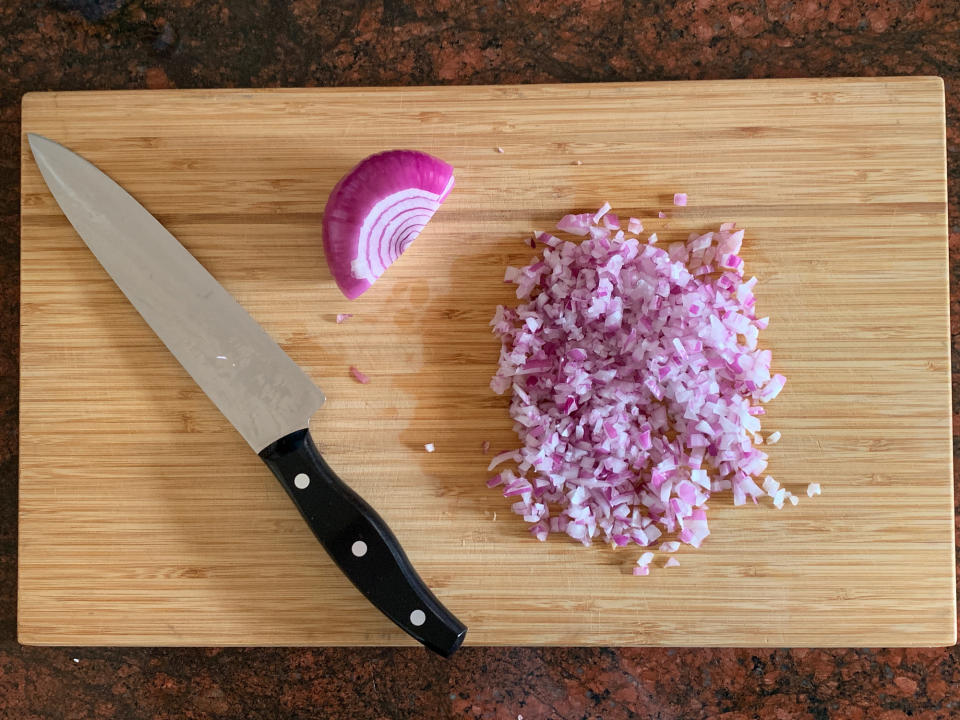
[[2, 1, 958, 718]]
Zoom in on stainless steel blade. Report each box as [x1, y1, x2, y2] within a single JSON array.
[[28, 134, 325, 453]]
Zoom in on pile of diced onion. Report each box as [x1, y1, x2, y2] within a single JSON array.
[[489, 202, 799, 574]]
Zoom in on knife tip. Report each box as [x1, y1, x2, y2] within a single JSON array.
[[26, 133, 54, 155]]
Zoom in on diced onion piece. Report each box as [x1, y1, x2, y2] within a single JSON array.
[[664, 557, 680, 568], [673, 193, 688, 206], [424, 443, 435, 453], [487, 450, 521, 471], [760, 374, 787, 402], [772, 488, 787, 509], [602, 213, 620, 230], [556, 213, 592, 236], [767, 431, 781, 444], [593, 201, 612, 223], [807, 482, 821, 497], [349, 366, 370, 384]]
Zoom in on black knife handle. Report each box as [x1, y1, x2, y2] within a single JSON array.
[[258, 428, 467, 657]]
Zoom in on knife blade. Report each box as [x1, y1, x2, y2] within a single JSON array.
[[27, 133, 466, 657]]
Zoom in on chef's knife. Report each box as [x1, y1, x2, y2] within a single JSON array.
[[27, 134, 466, 657]]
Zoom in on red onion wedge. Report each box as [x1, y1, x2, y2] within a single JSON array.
[[323, 150, 454, 299], [489, 203, 790, 571]]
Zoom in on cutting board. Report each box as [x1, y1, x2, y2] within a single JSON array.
[[20, 78, 954, 647]]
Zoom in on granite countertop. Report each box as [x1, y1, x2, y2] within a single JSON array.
[[1, 1, 958, 718]]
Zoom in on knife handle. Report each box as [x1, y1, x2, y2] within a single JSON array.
[[258, 428, 467, 657]]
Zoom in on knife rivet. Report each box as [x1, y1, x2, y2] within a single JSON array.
[[294, 473, 310, 489], [351, 540, 368, 557], [410, 609, 426, 627]]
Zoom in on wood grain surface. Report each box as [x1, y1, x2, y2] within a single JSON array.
[[19, 78, 954, 647]]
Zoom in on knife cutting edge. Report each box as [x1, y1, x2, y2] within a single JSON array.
[[27, 134, 467, 657]]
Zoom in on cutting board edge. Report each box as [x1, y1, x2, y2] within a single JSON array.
[[17, 631, 959, 649], [19, 75, 947, 116]]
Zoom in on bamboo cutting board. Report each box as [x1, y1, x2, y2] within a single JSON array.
[[19, 78, 954, 647]]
